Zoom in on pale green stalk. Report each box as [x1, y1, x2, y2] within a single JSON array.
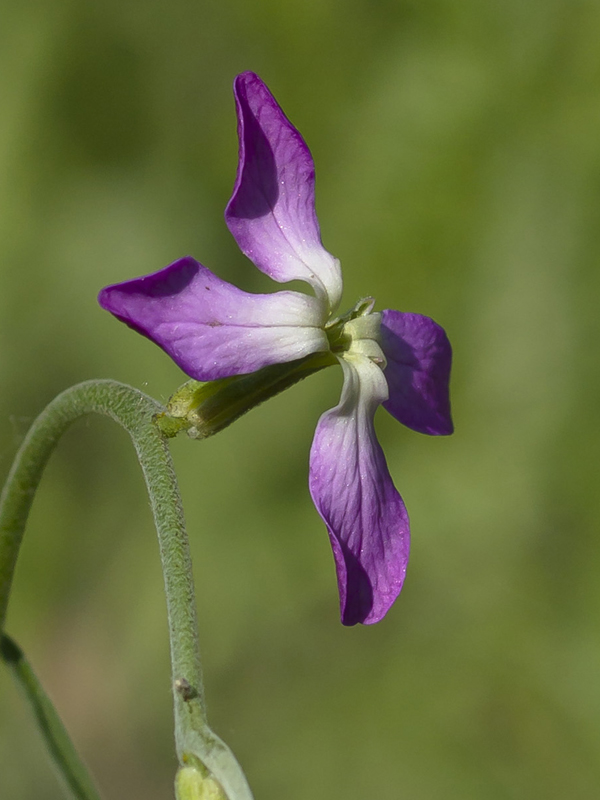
[[0, 379, 252, 800]]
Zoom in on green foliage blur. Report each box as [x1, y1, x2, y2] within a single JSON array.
[[2, 1, 600, 798]]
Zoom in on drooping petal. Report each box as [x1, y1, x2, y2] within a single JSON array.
[[309, 353, 410, 625], [98, 256, 329, 381], [380, 310, 453, 436], [225, 71, 343, 312]]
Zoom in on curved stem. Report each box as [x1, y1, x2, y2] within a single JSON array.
[[0, 380, 253, 800]]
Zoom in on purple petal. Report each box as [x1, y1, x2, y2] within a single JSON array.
[[309, 354, 410, 625], [98, 256, 328, 381], [380, 310, 453, 436], [225, 72, 342, 312]]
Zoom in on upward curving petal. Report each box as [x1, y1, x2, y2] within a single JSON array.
[[225, 71, 342, 312], [98, 256, 329, 381], [309, 354, 410, 625], [381, 310, 453, 436]]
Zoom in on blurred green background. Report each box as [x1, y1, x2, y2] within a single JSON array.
[[2, 1, 600, 798]]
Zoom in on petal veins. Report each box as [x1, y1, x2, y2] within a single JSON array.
[[309, 354, 410, 625]]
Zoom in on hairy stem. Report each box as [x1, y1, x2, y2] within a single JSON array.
[[0, 380, 252, 799]]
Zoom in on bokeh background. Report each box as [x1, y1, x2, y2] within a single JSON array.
[[2, 1, 600, 798]]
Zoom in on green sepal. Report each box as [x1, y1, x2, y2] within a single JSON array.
[[156, 350, 337, 440]]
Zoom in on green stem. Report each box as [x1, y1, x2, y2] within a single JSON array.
[[0, 380, 252, 800], [1, 633, 102, 800]]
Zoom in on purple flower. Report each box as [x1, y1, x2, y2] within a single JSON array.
[[99, 72, 453, 625]]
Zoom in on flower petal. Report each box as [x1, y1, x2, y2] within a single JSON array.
[[225, 71, 343, 312], [98, 256, 329, 380], [309, 354, 410, 625], [381, 310, 453, 436]]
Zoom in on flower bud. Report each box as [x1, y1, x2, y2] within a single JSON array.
[[175, 766, 228, 800]]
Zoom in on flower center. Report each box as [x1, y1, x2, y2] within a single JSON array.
[[325, 297, 387, 368]]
